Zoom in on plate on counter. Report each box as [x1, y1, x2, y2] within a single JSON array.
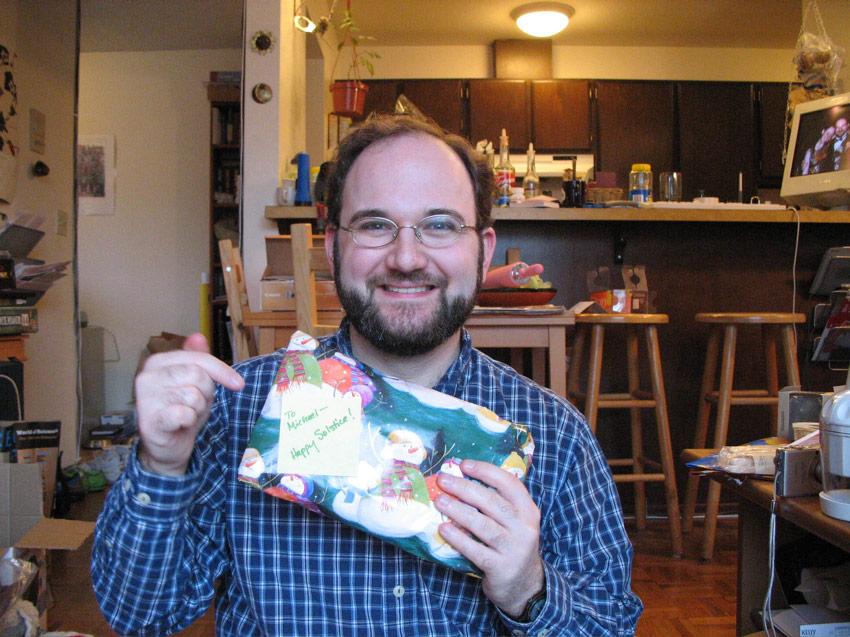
[[477, 287, 556, 307]]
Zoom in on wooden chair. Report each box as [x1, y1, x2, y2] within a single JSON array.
[[291, 223, 338, 337], [218, 238, 258, 361]]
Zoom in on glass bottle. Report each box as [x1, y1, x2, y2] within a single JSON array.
[[628, 163, 653, 203], [523, 143, 540, 199], [494, 129, 515, 207]]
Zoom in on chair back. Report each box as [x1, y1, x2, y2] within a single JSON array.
[[218, 238, 258, 361], [291, 223, 339, 337]]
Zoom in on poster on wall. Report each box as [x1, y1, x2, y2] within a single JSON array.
[[0, 43, 18, 204], [77, 135, 115, 216]]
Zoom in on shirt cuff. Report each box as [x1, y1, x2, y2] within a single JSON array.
[[115, 443, 203, 524], [498, 561, 572, 636]]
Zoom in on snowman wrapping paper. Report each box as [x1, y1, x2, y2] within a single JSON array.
[[238, 331, 534, 575]]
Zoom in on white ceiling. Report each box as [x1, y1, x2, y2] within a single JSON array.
[[80, 0, 802, 53]]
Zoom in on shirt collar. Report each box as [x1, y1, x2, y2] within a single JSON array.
[[324, 318, 472, 393]]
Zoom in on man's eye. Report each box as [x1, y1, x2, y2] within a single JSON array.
[[421, 217, 459, 233], [357, 219, 393, 233]]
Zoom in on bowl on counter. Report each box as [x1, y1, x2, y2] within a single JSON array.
[[477, 287, 557, 307]]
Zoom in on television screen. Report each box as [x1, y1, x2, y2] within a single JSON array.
[[781, 92, 850, 210], [790, 104, 850, 177]]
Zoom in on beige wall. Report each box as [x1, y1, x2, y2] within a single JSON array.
[[78, 49, 241, 413], [0, 1, 78, 459]]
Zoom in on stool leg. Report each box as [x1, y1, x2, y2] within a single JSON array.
[[626, 325, 647, 531], [683, 325, 721, 533], [701, 324, 737, 561], [763, 324, 780, 432], [584, 324, 605, 434], [780, 324, 801, 387], [567, 325, 587, 406], [645, 324, 683, 557]]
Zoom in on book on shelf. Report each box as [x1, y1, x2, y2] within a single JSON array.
[[0, 306, 38, 335]]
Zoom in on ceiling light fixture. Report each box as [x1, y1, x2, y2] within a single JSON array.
[[511, 2, 575, 38]]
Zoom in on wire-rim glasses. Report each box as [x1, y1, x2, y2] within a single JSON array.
[[339, 214, 475, 248]]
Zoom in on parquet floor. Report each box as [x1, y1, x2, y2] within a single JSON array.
[[46, 492, 740, 636]]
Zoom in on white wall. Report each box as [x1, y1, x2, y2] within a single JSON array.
[[0, 1, 78, 459], [78, 48, 240, 412]]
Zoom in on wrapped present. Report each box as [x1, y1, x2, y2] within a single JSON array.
[[238, 331, 534, 575]]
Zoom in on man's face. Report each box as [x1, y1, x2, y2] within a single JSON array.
[[836, 118, 848, 138], [326, 133, 496, 357]]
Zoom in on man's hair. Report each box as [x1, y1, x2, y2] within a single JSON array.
[[325, 114, 494, 230]]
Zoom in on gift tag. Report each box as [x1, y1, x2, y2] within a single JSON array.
[[276, 382, 362, 476]]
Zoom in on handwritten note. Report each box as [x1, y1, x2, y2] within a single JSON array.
[[276, 382, 362, 476]]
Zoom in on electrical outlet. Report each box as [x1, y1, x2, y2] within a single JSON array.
[[56, 209, 68, 236]]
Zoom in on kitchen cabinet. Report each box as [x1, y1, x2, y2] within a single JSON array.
[[358, 79, 466, 136], [677, 81, 756, 203], [594, 80, 676, 190], [754, 82, 789, 188], [468, 79, 531, 150], [531, 80, 592, 150]]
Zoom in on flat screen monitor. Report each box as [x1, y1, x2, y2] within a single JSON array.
[[781, 91, 850, 210]]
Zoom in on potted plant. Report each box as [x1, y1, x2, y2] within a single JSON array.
[[325, 0, 379, 118]]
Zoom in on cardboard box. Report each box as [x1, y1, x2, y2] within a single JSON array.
[[261, 234, 340, 311], [0, 463, 96, 626], [11, 421, 60, 517]]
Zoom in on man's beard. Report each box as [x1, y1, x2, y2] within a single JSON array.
[[333, 239, 484, 357]]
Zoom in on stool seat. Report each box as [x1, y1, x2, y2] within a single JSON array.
[[568, 312, 683, 557], [575, 313, 669, 325], [695, 312, 806, 325], [683, 311, 802, 560]]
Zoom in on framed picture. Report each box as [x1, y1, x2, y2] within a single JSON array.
[[77, 134, 115, 216]]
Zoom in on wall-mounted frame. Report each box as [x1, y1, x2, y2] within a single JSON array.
[[77, 134, 115, 216]]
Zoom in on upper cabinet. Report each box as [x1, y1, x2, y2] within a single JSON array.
[[753, 82, 788, 188], [468, 79, 531, 150], [531, 80, 592, 151], [594, 80, 676, 188], [357, 79, 466, 136]]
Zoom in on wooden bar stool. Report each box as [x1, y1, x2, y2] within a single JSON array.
[[568, 313, 683, 557], [682, 312, 805, 560]]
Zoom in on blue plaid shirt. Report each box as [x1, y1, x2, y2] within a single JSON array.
[[93, 323, 642, 636]]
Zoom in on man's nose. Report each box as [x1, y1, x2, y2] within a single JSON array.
[[385, 226, 428, 271]]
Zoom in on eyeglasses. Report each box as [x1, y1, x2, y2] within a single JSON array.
[[338, 214, 475, 248]]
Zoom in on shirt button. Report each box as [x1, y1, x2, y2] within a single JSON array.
[[511, 630, 525, 637], [136, 492, 151, 505], [392, 585, 405, 598], [123, 479, 131, 492], [537, 631, 548, 637]]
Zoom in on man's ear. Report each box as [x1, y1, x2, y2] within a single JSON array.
[[324, 226, 336, 271], [479, 227, 497, 283]]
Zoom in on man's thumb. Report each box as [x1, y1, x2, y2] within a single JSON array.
[[182, 332, 210, 354]]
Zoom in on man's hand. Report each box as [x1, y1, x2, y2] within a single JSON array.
[[434, 459, 545, 618], [135, 333, 245, 476]]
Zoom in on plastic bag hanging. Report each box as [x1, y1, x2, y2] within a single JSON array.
[[783, 0, 846, 163]]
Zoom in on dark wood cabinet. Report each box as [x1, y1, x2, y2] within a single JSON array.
[[677, 81, 756, 203], [398, 80, 466, 136], [359, 80, 466, 136], [531, 80, 592, 150], [594, 80, 676, 191], [754, 82, 789, 188], [468, 79, 531, 150]]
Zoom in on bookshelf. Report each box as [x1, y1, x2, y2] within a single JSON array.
[[207, 83, 241, 363]]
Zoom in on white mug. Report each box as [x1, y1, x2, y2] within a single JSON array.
[[276, 179, 296, 206]]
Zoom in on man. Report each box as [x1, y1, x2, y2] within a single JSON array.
[[833, 117, 848, 171], [92, 115, 642, 636]]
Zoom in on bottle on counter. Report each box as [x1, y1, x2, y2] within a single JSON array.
[[523, 143, 541, 199], [494, 129, 515, 207], [628, 163, 653, 203]]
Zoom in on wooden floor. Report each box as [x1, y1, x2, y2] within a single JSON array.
[[46, 491, 739, 636]]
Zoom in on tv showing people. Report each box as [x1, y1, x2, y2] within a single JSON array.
[[791, 104, 850, 176]]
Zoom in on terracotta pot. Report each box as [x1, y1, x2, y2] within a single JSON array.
[[330, 81, 369, 118]]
